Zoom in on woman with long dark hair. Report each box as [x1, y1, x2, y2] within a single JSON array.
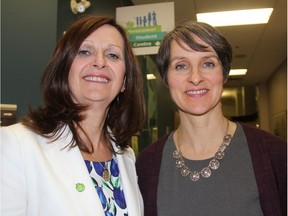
[[1, 16, 145, 216]]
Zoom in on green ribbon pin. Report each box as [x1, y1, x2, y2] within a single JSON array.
[[76, 183, 85, 192]]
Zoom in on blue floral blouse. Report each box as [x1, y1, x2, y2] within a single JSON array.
[[85, 156, 128, 216]]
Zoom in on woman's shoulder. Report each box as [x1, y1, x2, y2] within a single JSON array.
[[123, 146, 136, 161], [1, 122, 71, 150], [136, 133, 170, 163], [240, 122, 286, 154], [112, 143, 137, 162], [240, 123, 286, 143], [144, 133, 170, 152], [1, 123, 47, 150], [1, 123, 38, 160], [1, 122, 32, 138]]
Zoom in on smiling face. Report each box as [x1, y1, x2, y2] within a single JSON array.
[[167, 38, 224, 116], [68, 24, 125, 108]]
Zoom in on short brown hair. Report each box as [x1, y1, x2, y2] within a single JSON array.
[[156, 21, 233, 84]]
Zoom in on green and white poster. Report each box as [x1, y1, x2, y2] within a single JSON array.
[[116, 2, 174, 55]]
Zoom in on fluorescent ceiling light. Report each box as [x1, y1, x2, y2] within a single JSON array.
[[197, 8, 273, 27], [147, 74, 156, 80], [229, 69, 247, 76]]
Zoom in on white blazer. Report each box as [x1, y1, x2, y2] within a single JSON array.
[[1, 123, 143, 216]]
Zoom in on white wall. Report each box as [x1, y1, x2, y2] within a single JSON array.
[[258, 59, 287, 135]]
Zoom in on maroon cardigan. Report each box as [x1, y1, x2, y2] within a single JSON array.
[[136, 123, 287, 216]]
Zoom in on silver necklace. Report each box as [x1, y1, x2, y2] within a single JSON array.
[[172, 120, 232, 182], [91, 153, 110, 181]]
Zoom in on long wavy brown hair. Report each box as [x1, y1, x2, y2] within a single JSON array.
[[22, 15, 146, 152]]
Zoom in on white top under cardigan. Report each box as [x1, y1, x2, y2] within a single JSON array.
[[1, 123, 143, 216]]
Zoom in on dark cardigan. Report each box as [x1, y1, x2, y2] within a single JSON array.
[[136, 123, 287, 216]]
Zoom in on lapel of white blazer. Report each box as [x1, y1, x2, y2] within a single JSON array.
[[45, 126, 105, 216], [113, 143, 143, 215]]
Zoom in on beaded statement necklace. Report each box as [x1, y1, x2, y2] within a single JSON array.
[[172, 120, 232, 182]]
